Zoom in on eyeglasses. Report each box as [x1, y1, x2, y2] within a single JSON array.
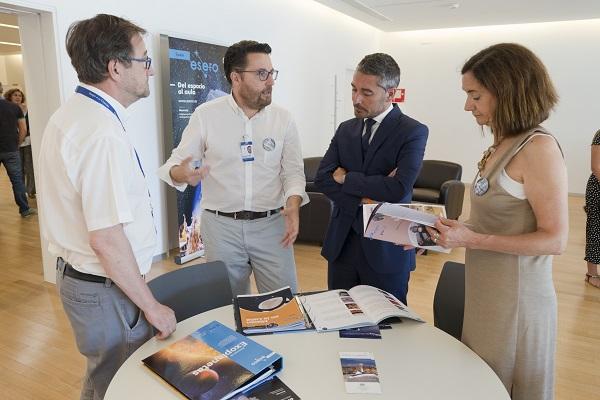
[[236, 69, 278, 81], [128, 56, 152, 70]]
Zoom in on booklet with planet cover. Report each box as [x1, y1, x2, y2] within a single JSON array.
[[233, 286, 312, 335], [142, 320, 283, 400]]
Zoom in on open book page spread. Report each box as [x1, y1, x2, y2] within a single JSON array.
[[363, 203, 450, 253], [298, 290, 373, 331], [299, 285, 423, 332], [348, 286, 423, 325], [236, 287, 309, 334], [142, 321, 282, 400]]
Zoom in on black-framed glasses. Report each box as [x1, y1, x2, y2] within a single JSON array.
[[236, 69, 278, 81], [128, 56, 152, 70]]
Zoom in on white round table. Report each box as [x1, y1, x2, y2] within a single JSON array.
[[106, 305, 509, 399]]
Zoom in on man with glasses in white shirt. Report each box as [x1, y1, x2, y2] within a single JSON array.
[[159, 40, 307, 296], [38, 14, 176, 399]]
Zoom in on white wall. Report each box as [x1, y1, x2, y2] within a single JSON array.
[[381, 19, 600, 194], [0, 53, 25, 91], [9, 0, 381, 260], [0, 56, 6, 84]]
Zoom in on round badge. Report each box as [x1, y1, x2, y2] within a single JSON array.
[[473, 177, 489, 196], [262, 137, 276, 151]]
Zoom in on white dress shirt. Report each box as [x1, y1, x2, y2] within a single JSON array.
[[363, 103, 394, 144], [158, 95, 308, 212], [38, 83, 157, 276]]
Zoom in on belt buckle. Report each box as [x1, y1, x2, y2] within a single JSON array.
[[239, 211, 252, 220]]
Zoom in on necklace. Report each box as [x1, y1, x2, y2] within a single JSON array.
[[477, 137, 504, 172], [474, 137, 504, 196]]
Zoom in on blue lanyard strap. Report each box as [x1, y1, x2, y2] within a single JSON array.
[[75, 85, 145, 176]]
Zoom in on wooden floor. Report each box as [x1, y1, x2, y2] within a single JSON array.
[[0, 169, 598, 399]]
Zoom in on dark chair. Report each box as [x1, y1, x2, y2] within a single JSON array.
[[298, 156, 332, 244], [148, 261, 233, 322], [433, 261, 465, 340], [412, 160, 465, 220]]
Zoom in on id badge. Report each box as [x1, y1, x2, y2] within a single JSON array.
[[241, 141, 254, 162]]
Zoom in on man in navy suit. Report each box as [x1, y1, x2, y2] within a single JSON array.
[[315, 53, 428, 304]]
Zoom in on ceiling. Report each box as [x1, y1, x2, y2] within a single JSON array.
[[314, 0, 600, 31], [0, 13, 20, 55]]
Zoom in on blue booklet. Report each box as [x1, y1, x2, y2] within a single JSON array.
[[142, 320, 283, 400]]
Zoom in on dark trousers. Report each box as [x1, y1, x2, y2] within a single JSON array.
[[328, 229, 411, 304], [0, 151, 29, 213], [19, 145, 35, 195]]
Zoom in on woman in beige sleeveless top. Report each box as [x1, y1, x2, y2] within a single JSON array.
[[431, 44, 568, 400]]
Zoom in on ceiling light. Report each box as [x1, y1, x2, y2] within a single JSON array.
[[0, 41, 21, 46], [0, 23, 19, 29]]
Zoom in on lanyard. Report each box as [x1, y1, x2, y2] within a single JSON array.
[[75, 85, 145, 176]]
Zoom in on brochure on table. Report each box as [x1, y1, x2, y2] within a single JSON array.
[[298, 285, 424, 332], [142, 320, 283, 400], [233, 287, 312, 335]]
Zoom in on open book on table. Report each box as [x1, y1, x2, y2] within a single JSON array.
[[142, 320, 283, 400], [363, 202, 450, 253], [298, 285, 424, 332], [233, 286, 313, 335]]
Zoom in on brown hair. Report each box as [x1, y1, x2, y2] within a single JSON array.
[[462, 43, 558, 137], [66, 14, 146, 84], [4, 88, 25, 103], [223, 40, 271, 85]]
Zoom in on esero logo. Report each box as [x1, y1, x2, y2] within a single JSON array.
[[190, 60, 219, 74], [168, 49, 220, 77]]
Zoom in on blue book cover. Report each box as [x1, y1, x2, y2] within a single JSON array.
[[143, 320, 282, 400]]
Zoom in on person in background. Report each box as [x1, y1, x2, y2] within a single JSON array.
[[0, 84, 36, 217], [5, 88, 36, 198], [584, 129, 600, 289], [315, 53, 428, 304], [432, 43, 568, 400], [38, 14, 176, 399], [158, 40, 307, 296]]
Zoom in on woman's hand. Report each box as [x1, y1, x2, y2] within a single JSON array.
[[427, 217, 475, 249]]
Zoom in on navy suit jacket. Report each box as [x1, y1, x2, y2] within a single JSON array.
[[315, 105, 428, 274]]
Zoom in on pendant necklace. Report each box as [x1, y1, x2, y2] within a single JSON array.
[[474, 138, 503, 196]]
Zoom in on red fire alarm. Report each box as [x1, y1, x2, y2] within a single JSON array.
[[393, 88, 405, 103]]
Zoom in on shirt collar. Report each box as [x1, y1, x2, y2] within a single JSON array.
[[78, 82, 130, 121], [367, 103, 393, 125]]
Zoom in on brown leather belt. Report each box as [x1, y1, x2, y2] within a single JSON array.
[[205, 208, 281, 220]]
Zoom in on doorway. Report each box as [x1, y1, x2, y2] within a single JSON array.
[[0, 2, 62, 283]]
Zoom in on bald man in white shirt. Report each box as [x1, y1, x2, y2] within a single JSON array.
[[158, 40, 307, 296]]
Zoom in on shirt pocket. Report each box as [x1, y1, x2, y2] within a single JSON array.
[[262, 137, 282, 167]]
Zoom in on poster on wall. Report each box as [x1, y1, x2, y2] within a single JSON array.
[[165, 36, 230, 264]]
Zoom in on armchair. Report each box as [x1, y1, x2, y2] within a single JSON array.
[[412, 160, 465, 220], [298, 157, 332, 244]]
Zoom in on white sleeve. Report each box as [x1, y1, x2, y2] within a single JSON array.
[[280, 117, 309, 206], [156, 109, 206, 192], [76, 136, 134, 231]]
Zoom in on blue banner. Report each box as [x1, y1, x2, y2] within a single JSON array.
[[166, 36, 230, 264]]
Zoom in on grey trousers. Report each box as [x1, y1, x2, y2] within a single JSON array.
[[201, 210, 298, 296], [56, 259, 152, 400]]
